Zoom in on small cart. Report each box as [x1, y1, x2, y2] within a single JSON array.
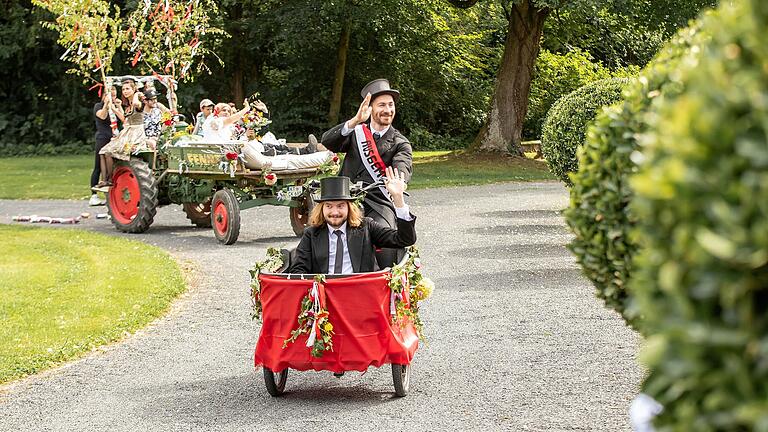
[[255, 269, 419, 397]]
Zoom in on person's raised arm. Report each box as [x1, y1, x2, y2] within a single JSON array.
[[384, 166, 408, 209], [222, 99, 251, 127], [368, 166, 416, 248], [95, 93, 111, 120], [344, 93, 372, 131]]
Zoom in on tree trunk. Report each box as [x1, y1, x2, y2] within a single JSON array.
[[470, 1, 549, 154], [231, 62, 244, 105], [229, 4, 245, 105], [328, 19, 352, 126]]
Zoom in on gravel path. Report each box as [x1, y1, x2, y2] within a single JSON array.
[[0, 182, 641, 431]]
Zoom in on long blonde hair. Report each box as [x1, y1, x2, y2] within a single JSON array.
[[310, 201, 363, 228]]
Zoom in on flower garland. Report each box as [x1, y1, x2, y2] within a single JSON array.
[[388, 246, 434, 340], [249, 247, 285, 320], [283, 275, 335, 358]]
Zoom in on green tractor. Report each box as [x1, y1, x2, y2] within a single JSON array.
[[104, 77, 331, 245]]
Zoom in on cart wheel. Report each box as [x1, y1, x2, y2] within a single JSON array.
[[263, 367, 288, 397], [392, 364, 410, 397], [183, 198, 212, 228], [289, 193, 315, 237], [108, 158, 158, 233], [211, 189, 240, 245]]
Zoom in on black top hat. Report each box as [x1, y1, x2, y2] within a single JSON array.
[[360, 78, 400, 103], [315, 176, 355, 202], [143, 89, 159, 100]]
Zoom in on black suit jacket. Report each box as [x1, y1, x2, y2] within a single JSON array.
[[321, 123, 413, 226], [288, 215, 417, 274]]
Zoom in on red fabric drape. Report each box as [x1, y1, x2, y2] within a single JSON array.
[[255, 271, 419, 374]]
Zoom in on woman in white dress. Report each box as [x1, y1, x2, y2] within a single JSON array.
[[202, 101, 251, 142]]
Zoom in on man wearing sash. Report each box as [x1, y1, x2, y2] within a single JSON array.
[[321, 79, 413, 268]]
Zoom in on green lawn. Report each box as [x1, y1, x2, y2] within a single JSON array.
[[0, 151, 553, 199], [0, 225, 186, 384], [0, 155, 93, 200], [410, 150, 554, 189]]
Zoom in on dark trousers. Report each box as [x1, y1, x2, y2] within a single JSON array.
[[261, 144, 311, 156], [91, 136, 111, 191]]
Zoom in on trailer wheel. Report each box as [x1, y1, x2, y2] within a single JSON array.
[[263, 367, 288, 397], [108, 158, 158, 233], [183, 199, 212, 228], [392, 364, 410, 397], [211, 189, 240, 245], [289, 193, 315, 237]]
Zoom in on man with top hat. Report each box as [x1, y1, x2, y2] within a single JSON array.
[[320, 78, 413, 268], [288, 168, 416, 275]]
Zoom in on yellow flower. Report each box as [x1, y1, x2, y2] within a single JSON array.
[[412, 278, 434, 301], [323, 322, 333, 332]]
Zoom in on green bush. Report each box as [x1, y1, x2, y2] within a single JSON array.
[[630, 1, 768, 428], [540, 77, 630, 186], [565, 21, 709, 323]]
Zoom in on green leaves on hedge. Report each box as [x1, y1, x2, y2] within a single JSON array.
[[565, 20, 709, 324], [630, 1, 768, 428], [541, 77, 630, 186]]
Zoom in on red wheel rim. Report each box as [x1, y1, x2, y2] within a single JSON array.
[[214, 201, 228, 235], [109, 166, 140, 225]]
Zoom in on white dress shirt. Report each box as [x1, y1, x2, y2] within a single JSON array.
[[327, 205, 412, 274], [341, 123, 390, 138]]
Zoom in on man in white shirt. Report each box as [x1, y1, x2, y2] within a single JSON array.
[[288, 168, 416, 274], [192, 98, 214, 136]]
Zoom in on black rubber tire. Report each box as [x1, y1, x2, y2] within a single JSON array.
[[392, 364, 410, 397], [289, 193, 315, 237], [211, 188, 241, 245], [182, 199, 212, 228], [263, 367, 288, 397], [108, 158, 158, 233]]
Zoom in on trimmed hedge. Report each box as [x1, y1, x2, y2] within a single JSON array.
[[540, 77, 630, 186], [630, 1, 768, 429], [565, 21, 709, 323]]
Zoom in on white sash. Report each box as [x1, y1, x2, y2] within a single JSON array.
[[353, 124, 391, 200]]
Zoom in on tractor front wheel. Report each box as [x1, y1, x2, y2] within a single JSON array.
[[108, 158, 158, 233], [211, 189, 241, 245]]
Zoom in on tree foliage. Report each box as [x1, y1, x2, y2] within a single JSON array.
[[124, 0, 225, 84], [0, 0, 714, 155]]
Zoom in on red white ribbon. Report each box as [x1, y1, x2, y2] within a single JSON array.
[[353, 124, 391, 201], [305, 280, 326, 347]]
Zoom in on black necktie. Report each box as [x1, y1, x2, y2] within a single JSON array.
[[333, 230, 344, 274], [373, 131, 381, 142]]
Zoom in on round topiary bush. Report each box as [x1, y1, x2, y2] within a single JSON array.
[[630, 1, 768, 428], [541, 77, 630, 186], [564, 21, 710, 325]]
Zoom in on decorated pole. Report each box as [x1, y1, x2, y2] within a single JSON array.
[[124, 0, 225, 113], [32, 0, 124, 134]]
